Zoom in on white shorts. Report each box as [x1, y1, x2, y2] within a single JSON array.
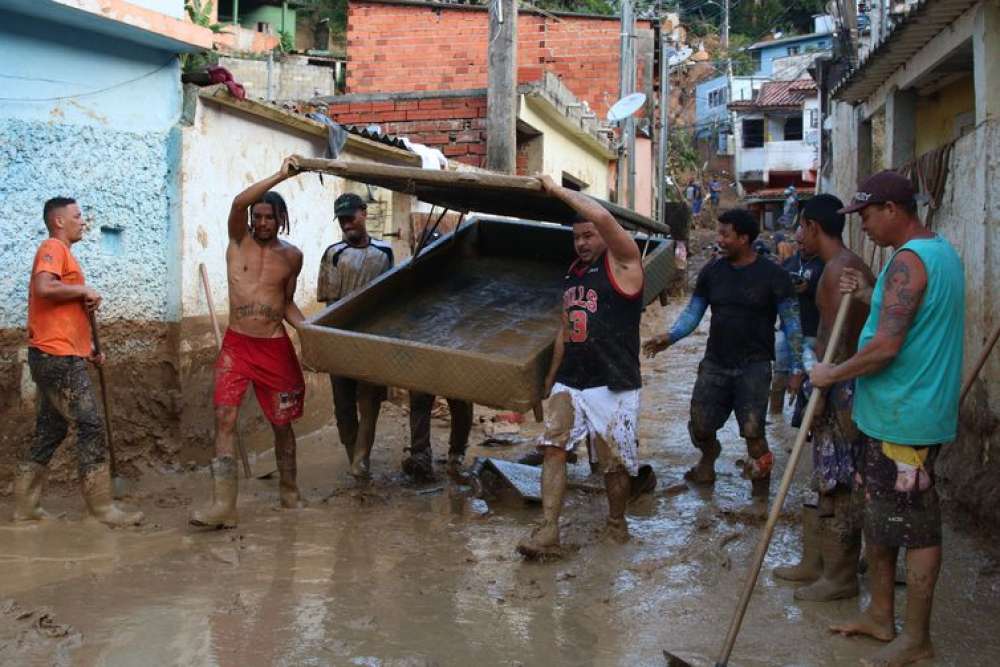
[[538, 382, 640, 476]]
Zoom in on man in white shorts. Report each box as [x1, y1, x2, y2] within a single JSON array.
[[517, 175, 646, 559]]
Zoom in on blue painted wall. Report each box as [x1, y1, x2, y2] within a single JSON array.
[[695, 74, 730, 138], [0, 9, 183, 328], [751, 33, 833, 78]]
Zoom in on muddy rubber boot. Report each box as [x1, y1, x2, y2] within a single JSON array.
[[774, 505, 822, 582], [604, 470, 631, 544], [517, 455, 566, 560], [12, 462, 51, 523], [189, 457, 238, 529], [351, 443, 373, 481], [275, 444, 305, 509], [769, 372, 789, 415], [795, 496, 862, 601], [401, 446, 435, 482], [81, 464, 144, 527]]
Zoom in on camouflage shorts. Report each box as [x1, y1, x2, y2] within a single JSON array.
[[26, 348, 105, 473]]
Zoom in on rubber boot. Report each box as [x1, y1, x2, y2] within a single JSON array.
[[445, 451, 464, 480], [351, 440, 374, 480], [770, 372, 789, 415], [189, 457, 238, 529], [604, 470, 631, 544], [794, 493, 861, 601], [774, 504, 822, 582], [517, 454, 566, 559], [401, 446, 435, 482], [81, 464, 144, 527], [12, 462, 51, 523]]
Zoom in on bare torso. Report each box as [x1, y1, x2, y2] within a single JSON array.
[[226, 236, 302, 338], [815, 248, 876, 363]]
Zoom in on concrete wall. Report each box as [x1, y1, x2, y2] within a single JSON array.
[[752, 34, 833, 77], [517, 96, 612, 199], [915, 76, 975, 156], [218, 55, 337, 101]]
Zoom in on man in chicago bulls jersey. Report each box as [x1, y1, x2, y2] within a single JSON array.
[[517, 175, 645, 560]]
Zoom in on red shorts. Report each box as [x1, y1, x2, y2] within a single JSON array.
[[213, 329, 305, 425]]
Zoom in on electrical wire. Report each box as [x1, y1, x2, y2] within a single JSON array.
[[0, 56, 177, 102]]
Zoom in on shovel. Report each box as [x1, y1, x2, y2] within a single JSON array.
[[88, 310, 127, 499], [665, 293, 853, 667]]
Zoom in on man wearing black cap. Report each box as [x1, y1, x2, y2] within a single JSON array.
[[317, 192, 394, 481], [811, 171, 964, 666]]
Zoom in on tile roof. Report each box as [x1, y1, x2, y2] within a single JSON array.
[[729, 78, 817, 110]]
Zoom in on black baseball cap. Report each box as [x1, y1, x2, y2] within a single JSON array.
[[334, 192, 366, 217], [839, 170, 916, 214]]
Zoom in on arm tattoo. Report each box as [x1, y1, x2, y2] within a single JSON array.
[[777, 297, 805, 372], [667, 295, 709, 344], [881, 258, 922, 337]]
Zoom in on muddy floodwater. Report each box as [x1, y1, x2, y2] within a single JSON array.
[[2, 302, 999, 666]]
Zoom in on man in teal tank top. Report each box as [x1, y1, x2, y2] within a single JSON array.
[[811, 171, 964, 667]]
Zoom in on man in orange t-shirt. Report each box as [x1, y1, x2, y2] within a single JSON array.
[[13, 197, 143, 527]]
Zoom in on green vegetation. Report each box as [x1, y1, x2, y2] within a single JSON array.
[[182, 0, 225, 73]]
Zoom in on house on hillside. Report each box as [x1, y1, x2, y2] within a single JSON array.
[[729, 78, 819, 225], [693, 15, 833, 175], [822, 0, 998, 521]]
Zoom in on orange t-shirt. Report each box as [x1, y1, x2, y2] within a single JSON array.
[[27, 239, 92, 357]]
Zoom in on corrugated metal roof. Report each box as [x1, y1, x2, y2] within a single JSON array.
[[343, 125, 410, 150], [729, 78, 817, 111], [832, 0, 979, 103]]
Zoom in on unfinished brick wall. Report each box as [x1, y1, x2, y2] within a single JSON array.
[[346, 1, 651, 119], [324, 94, 488, 167]]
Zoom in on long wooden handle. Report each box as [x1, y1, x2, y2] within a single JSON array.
[[715, 294, 853, 667], [88, 311, 119, 477], [960, 319, 1000, 406], [199, 263, 252, 479]]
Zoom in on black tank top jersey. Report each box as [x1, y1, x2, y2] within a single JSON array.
[[554, 252, 643, 391]]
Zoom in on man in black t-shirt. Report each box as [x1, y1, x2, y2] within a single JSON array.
[[644, 209, 805, 498], [517, 176, 646, 560]]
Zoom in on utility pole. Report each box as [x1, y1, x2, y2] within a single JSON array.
[[487, 0, 517, 174], [617, 0, 636, 209], [656, 18, 670, 225], [723, 0, 735, 158]]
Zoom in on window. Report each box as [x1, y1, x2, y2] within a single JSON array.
[[708, 87, 728, 108], [784, 115, 803, 141], [743, 119, 764, 148], [787, 46, 800, 56], [751, 50, 762, 72], [809, 109, 819, 129]]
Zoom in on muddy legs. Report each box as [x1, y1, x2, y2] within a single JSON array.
[[685, 423, 721, 484], [774, 504, 823, 582], [81, 464, 144, 527], [274, 423, 305, 509], [517, 447, 567, 560], [604, 470, 631, 544], [794, 491, 861, 601], [830, 542, 897, 642], [190, 457, 239, 529]]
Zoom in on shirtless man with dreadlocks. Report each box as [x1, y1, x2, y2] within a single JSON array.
[[191, 156, 308, 529]]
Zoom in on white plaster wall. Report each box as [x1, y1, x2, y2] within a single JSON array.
[[179, 101, 399, 321], [518, 101, 611, 198]]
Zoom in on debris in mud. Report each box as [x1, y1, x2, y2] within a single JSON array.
[[35, 613, 71, 638], [662, 482, 689, 497], [0, 600, 77, 642]]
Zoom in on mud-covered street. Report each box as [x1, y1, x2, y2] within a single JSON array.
[[2, 302, 999, 667]]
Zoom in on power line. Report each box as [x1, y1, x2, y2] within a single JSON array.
[[0, 57, 176, 103]]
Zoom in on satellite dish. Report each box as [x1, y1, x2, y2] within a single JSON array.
[[607, 92, 647, 122]]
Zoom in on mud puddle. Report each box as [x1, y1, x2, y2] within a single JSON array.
[[1, 302, 999, 666]]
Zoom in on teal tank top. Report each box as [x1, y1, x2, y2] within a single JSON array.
[[852, 235, 965, 445]]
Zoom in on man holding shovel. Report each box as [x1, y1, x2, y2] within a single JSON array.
[[190, 157, 308, 529], [516, 175, 645, 559], [772, 194, 874, 601], [811, 171, 964, 667], [13, 197, 143, 527]]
